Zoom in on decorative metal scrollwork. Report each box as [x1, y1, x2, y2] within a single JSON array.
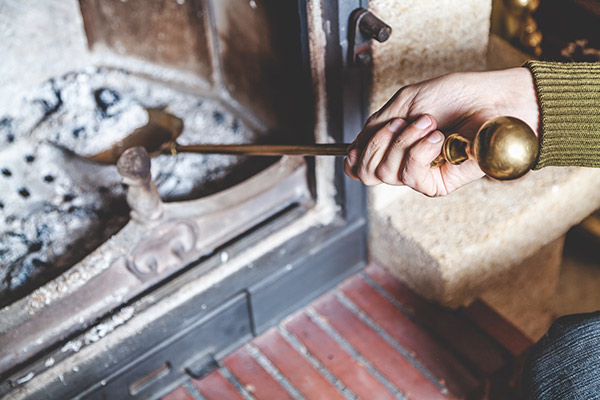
[[126, 220, 198, 281]]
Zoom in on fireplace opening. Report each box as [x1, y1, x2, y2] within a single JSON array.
[[0, 1, 368, 398], [0, 0, 313, 308], [0, 67, 280, 309]]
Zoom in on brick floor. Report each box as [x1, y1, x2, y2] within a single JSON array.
[[162, 386, 194, 400], [284, 312, 397, 400], [191, 370, 245, 400], [365, 264, 508, 376], [162, 262, 531, 400], [223, 346, 294, 400], [341, 275, 480, 398]]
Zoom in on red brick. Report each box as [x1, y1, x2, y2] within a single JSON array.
[[161, 386, 194, 400], [223, 346, 294, 400], [192, 370, 244, 400], [285, 312, 397, 400], [366, 263, 507, 376], [253, 328, 345, 400], [313, 293, 452, 400], [461, 300, 533, 357], [341, 275, 480, 399]]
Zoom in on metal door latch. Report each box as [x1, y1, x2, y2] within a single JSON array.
[[349, 8, 392, 66]]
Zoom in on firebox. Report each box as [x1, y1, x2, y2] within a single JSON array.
[[0, 0, 374, 398]]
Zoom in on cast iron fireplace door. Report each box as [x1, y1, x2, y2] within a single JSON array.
[[0, 156, 311, 376]]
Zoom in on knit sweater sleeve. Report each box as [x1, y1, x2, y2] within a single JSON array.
[[523, 61, 600, 169]]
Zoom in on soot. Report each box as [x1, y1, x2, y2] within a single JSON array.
[[33, 80, 63, 118], [94, 88, 121, 118], [18, 187, 30, 199], [72, 127, 84, 138]]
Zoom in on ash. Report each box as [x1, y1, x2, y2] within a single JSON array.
[[0, 68, 270, 308]]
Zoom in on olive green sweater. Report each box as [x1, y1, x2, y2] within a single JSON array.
[[523, 61, 600, 169]]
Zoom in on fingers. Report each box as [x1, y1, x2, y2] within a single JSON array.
[[356, 118, 407, 185], [348, 112, 388, 153], [344, 118, 404, 183], [371, 114, 437, 185], [400, 130, 445, 195]]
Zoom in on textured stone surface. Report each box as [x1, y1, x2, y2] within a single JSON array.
[[480, 237, 565, 341], [552, 250, 600, 317], [487, 34, 529, 70], [369, 0, 492, 111], [369, 167, 600, 307]]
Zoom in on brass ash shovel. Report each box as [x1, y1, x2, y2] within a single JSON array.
[[89, 109, 539, 181]]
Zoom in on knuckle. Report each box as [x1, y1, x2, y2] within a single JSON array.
[[399, 167, 417, 188], [402, 175, 415, 188], [357, 167, 378, 186], [356, 166, 369, 182], [405, 150, 422, 166], [375, 164, 397, 183], [390, 136, 407, 152], [367, 138, 383, 154]]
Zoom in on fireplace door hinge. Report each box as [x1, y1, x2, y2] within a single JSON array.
[[349, 8, 392, 66]]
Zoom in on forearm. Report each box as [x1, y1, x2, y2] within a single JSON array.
[[524, 61, 600, 169]]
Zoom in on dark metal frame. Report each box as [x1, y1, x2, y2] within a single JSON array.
[[2, 0, 369, 398]]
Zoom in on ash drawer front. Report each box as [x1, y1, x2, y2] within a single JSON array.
[[83, 293, 252, 400]]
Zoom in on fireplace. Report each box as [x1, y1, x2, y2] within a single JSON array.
[[0, 0, 376, 398]]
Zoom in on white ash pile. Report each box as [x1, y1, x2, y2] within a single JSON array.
[[0, 68, 270, 308]]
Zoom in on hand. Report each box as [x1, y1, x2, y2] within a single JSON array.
[[344, 67, 539, 196]]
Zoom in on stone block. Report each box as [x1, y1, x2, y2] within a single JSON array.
[[480, 236, 564, 341], [369, 167, 600, 308], [369, 0, 492, 111]]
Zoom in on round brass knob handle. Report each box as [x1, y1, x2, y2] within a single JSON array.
[[433, 116, 539, 180]]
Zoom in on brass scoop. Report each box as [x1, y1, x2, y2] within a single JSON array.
[[89, 109, 538, 181]]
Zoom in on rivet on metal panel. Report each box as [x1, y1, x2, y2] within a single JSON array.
[[358, 10, 392, 43]]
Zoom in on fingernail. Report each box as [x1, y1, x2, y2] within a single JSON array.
[[427, 131, 444, 143], [414, 115, 432, 129], [388, 118, 406, 133]]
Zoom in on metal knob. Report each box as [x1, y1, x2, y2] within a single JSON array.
[[432, 116, 539, 180], [358, 10, 392, 43]]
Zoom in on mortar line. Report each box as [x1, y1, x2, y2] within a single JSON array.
[[360, 272, 487, 375], [360, 271, 456, 340], [335, 291, 450, 395], [359, 272, 449, 342], [245, 343, 305, 400], [277, 325, 358, 400], [305, 307, 407, 400], [219, 364, 256, 400]]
